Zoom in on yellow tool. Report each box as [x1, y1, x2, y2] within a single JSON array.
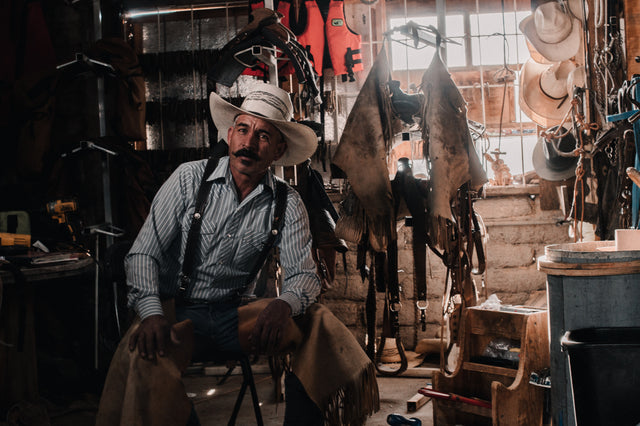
[[46, 199, 80, 241], [0, 232, 31, 247]]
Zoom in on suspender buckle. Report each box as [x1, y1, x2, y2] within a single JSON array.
[[178, 273, 190, 292]]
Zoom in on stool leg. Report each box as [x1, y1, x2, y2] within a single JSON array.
[[242, 357, 264, 426], [228, 378, 248, 426], [227, 357, 263, 426]]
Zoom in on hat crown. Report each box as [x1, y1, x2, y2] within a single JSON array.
[[534, 2, 572, 44], [543, 127, 576, 171], [567, 65, 587, 94], [239, 83, 293, 122], [539, 61, 574, 99]]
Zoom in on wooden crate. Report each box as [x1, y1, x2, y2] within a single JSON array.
[[432, 306, 549, 426]]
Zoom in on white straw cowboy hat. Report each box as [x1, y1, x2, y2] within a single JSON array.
[[209, 83, 318, 166], [532, 125, 578, 181], [519, 58, 577, 128], [519, 1, 582, 62], [567, 0, 588, 22]]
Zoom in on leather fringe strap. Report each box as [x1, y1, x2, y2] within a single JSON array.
[[323, 361, 380, 426], [292, 304, 380, 426]]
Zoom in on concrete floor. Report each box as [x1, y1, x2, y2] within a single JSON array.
[[184, 362, 436, 426], [22, 360, 437, 426]]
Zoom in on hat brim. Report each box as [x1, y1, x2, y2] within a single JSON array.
[[531, 136, 578, 181], [209, 91, 318, 167], [520, 13, 582, 62], [525, 39, 554, 64], [519, 59, 576, 128]]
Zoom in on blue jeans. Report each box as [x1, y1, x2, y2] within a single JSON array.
[[176, 302, 243, 362]]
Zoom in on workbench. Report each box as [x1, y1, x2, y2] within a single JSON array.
[[0, 256, 95, 413]]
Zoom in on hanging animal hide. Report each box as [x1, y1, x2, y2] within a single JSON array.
[[420, 52, 487, 247], [332, 48, 402, 252]]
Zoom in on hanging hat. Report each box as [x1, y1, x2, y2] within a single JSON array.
[[519, 1, 581, 62], [567, 0, 588, 22], [519, 58, 577, 128], [525, 39, 554, 64], [209, 82, 318, 166], [566, 65, 587, 96], [532, 125, 578, 181]]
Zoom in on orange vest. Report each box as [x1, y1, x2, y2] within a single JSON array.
[[296, 0, 363, 80]]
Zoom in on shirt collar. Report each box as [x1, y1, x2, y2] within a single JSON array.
[[207, 156, 277, 194]]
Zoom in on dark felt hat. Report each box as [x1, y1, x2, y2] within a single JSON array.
[[532, 125, 578, 181]]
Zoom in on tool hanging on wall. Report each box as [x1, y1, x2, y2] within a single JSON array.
[[606, 76, 640, 229]]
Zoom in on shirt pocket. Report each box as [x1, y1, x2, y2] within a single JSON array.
[[235, 227, 270, 270], [181, 208, 219, 268]]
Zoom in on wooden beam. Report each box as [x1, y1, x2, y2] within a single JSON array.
[[625, 0, 640, 77], [407, 392, 430, 412]]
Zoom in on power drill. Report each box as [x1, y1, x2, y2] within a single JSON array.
[[46, 199, 80, 242]]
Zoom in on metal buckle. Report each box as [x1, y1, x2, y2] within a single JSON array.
[[178, 274, 190, 291], [389, 301, 402, 312]]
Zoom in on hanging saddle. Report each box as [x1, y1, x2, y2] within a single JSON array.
[[209, 8, 320, 103]]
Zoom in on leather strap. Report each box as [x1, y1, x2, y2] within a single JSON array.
[[246, 180, 287, 299], [375, 240, 408, 376], [178, 156, 220, 300], [393, 164, 429, 330]]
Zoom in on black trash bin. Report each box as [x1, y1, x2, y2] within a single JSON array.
[[561, 327, 640, 426]]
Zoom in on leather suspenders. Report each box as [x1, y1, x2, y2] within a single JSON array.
[[177, 156, 288, 303], [178, 156, 220, 299]]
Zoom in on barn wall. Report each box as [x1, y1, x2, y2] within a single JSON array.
[[322, 186, 572, 349]]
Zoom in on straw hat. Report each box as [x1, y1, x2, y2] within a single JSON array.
[[519, 59, 577, 128], [532, 125, 578, 181], [519, 1, 581, 62], [209, 83, 318, 166]]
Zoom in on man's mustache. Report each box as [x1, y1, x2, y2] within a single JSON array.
[[233, 148, 260, 161]]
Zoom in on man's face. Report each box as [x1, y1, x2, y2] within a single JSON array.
[[227, 114, 287, 180]]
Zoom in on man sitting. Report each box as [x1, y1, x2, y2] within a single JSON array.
[[97, 83, 379, 426]]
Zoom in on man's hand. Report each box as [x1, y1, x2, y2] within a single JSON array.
[[248, 299, 292, 355], [129, 314, 175, 360]]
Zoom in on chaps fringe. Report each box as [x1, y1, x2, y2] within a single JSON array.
[[323, 362, 380, 426]]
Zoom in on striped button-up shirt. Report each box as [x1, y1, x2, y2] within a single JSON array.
[[125, 157, 321, 320]]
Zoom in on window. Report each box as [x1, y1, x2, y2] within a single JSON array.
[[389, 15, 466, 70], [470, 12, 530, 66]]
